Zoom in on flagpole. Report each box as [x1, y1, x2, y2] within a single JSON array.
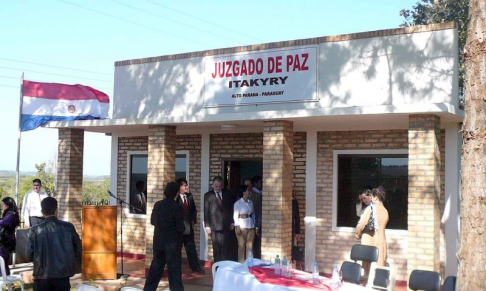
[[13, 73, 24, 268], [15, 73, 24, 206]]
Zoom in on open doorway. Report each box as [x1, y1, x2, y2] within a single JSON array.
[[223, 159, 263, 197]]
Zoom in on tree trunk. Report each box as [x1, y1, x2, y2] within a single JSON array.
[[457, 0, 486, 290]]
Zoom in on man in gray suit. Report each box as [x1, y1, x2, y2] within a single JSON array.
[[204, 176, 235, 262]]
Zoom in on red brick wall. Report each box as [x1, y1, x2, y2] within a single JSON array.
[[209, 132, 264, 180], [261, 121, 294, 260], [57, 128, 84, 234], [407, 115, 441, 274]]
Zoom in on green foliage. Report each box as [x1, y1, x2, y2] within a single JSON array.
[[0, 176, 14, 199], [35, 162, 56, 196], [400, 0, 469, 96], [0, 175, 33, 204], [0, 187, 8, 198], [19, 176, 34, 202], [1, 156, 110, 206], [83, 178, 110, 205]]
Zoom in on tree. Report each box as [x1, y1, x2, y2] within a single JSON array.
[[457, 1, 486, 289], [0, 187, 8, 199], [400, 0, 469, 96], [18, 176, 33, 202], [34, 162, 56, 197], [83, 178, 110, 205]]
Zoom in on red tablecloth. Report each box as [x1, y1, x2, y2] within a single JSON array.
[[248, 267, 332, 291]]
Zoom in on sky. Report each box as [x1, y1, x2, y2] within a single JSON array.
[[0, 0, 419, 176]]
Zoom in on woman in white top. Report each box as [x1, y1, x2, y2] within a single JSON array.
[[233, 184, 256, 263]]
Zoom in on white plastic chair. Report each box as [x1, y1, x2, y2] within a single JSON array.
[[0, 256, 24, 291], [212, 260, 242, 281], [120, 287, 143, 291], [74, 283, 101, 291]]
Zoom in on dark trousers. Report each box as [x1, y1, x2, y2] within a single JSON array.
[[183, 226, 200, 270], [34, 277, 71, 291], [253, 232, 262, 259], [211, 230, 226, 262], [144, 243, 184, 291], [29, 216, 44, 227]]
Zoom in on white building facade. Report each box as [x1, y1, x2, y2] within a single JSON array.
[[51, 22, 461, 282]]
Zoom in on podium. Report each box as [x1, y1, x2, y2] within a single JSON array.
[[82, 206, 117, 280]]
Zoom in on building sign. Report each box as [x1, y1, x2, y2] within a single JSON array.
[[203, 46, 317, 107]]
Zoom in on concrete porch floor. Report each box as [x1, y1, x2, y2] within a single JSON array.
[[10, 257, 212, 291], [11, 257, 407, 291]]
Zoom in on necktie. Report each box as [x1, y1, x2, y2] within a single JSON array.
[[183, 195, 188, 209], [216, 192, 222, 207]]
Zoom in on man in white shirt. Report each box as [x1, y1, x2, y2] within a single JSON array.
[[22, 179, 48, 228]]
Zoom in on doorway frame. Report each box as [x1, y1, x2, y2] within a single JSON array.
[[221, 158, 263, 194]]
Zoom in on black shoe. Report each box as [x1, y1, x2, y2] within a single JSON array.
[[192, 267, 205, 274]]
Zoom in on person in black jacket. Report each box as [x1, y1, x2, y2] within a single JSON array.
[[0, 197, 20, 275], [144, 182, 185, 291], [250, 176, 263, 259], [204, 176, 236, 262], [176, 178, 205, 274], [27, 197, 81, 291], [292, 193, 301, 245]]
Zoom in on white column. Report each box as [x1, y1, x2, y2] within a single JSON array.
[[109, 135, 118, 206], [305, 130, 317, 271], [443, 124, 461, 276], [199, 133, 210, 260]]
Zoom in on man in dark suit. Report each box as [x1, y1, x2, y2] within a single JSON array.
[[176, 178, 205, 274], [204, 176, 235, 262], [131, 180, 147, 214], [250, 175, 263, 259], [144, 182, 185, 291]]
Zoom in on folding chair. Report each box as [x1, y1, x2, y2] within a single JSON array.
[[340, 261, 361, 285], [350, 244, 378, 284], [442, 276, 456, 291], [408, 270, 441, 291], [0, 256, 24, 291], [367, 264, 396, 291]]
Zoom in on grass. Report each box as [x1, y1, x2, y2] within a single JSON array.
[[12, 283, 32, 291], [12, 283, 81, 291]]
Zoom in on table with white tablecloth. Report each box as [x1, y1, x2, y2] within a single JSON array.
[[213, 262, 371, 291]]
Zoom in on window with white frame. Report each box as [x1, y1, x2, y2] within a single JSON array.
[[176, 153, 188, 181], [126, 150, 189, 217], [128, 153, 148, 215], [334, 150, 408, 230]]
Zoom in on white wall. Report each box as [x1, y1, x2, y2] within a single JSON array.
[[318, 30, 457, 108], [113, 28, 458, 120]]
